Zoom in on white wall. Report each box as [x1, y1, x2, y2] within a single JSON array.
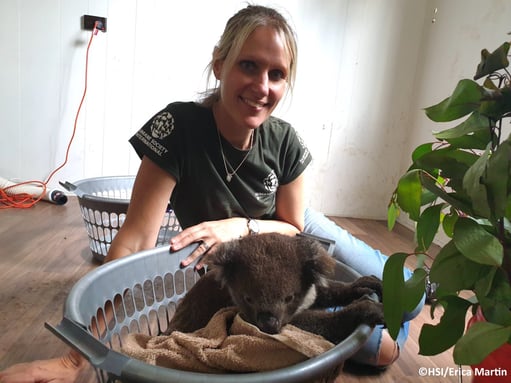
[[396, 0, 511, 237], [295, 0, 427, 217], [1, 0, 509, 221]]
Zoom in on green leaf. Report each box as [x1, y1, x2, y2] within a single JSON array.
[[416, 204, 443, 252], [463, 144, 492, 218], [396, 170, 422, 221], [420, 188, 437, 206], [504, 217, 511, 235], [479, 86, 511, 120], [454, 218, 503, 266], [485, 139, 511, 219], [420, 173, 474, 216], [477, 268, 511, 326], [404, 268, 427, 312], [417, 147, 478, 181], [474, 42, 510, 80], [425, 79, 484, 122], [383, 253, 409, 339], [430, 240, 483, 293], [387, 201, 399, 231], [433, 111, 490, 139], [453, 321, 511, 364], [419, 296, 472, 355], [442, 211, 458, 238], [474, 267, 497, 297], [480, 298, 511, 327], [443, 129, 492, 150], [411, 142, 434, 162]]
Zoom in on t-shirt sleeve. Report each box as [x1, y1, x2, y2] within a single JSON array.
[[129, 103, 187, 182], [278, 125, 312, 185]]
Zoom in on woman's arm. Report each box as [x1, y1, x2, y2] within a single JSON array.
[[274, 171, 306, 231], [105, 156, 176, 262]]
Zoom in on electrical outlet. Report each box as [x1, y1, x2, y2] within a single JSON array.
[[82, 15, 107, 32]]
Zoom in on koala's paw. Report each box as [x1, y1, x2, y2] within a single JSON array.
[[349, 275, 383, 301], [350, 297, 385, 328]]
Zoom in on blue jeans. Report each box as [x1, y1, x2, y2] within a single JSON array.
[[303, 208, 424, 366]]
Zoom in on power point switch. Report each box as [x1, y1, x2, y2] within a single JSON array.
[[82, 15, 107, 32]]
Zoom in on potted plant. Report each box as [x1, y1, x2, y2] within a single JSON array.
[[383, 35, 511, 379]]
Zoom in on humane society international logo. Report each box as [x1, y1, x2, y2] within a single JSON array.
[[151, 111, 174, 139], [264, 170, 278, 193], [134, 111, 175, 157]]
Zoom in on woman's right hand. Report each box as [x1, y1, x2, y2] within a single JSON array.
[[0, 350, 84, 383], [172, 217, 250, 269]]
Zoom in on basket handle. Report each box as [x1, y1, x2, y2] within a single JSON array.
[[59, 181, 83, 196], [59, 180, 132, 203], [45, 318, 128, 376]]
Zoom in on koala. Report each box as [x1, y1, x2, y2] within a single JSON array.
[[166, 232, 384, 345]]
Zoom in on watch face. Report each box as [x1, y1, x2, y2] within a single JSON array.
[[248, 219, 259, 234]]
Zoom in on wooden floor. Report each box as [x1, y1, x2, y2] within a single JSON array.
[[0, 197, 471, 382]]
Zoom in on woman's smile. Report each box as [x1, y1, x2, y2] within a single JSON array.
[[241, 97, 267, 110]]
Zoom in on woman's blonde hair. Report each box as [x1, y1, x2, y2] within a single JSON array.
[[200, 5, 298, 106]]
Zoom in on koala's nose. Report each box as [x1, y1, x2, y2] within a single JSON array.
[[257, 312, 280, 334]]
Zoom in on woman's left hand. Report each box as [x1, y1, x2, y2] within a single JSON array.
[[171, 217, 248, 269]]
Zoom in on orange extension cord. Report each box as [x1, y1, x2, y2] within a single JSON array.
[[0, 22, 101, 209]]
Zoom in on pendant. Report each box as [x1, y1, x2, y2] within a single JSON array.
[[226, 174, 232, 182]]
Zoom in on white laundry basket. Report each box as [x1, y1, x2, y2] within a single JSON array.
[[61, 176, 181, 262]]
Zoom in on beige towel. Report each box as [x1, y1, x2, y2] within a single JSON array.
[[122, 307, 335, 374]]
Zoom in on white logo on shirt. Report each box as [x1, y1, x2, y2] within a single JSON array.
[[151, 112, 174, 139], [264, 170, 279, 193]]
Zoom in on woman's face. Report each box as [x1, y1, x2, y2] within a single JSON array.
[[214, 26, 290, 133]]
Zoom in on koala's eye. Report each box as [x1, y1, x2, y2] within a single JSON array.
[[284, 294, 294, 304], [244, 295, 254, 305]]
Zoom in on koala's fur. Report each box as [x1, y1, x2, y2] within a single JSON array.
[[167, 233, 384, 344]]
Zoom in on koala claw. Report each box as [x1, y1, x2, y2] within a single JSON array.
[[365, 292, 380, 303], [350, 275, 383, 301], [352, 298, 385, 328]]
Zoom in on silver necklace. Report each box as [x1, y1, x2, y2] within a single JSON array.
[[217, 129, 254, 182]]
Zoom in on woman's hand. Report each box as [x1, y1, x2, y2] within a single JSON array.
[[0, 350, 84, 383], [171, 217, 248, 269]]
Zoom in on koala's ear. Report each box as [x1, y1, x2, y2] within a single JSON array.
[[296, 236, 336, 287], [207, 240, 239, 286]]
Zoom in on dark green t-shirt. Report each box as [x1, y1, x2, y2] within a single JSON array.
[[129, 102, 312, 229]]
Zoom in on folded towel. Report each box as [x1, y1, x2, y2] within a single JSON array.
[[122, 306, 335, 374]]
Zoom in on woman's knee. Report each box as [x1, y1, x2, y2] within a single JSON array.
[[375, 330, 400, 367]]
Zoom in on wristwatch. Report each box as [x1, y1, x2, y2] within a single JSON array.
[[247, 218, 259, 235]]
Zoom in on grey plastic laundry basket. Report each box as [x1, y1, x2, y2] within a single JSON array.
[[46, 244, 374, 383], [61, 176, 181, 262]]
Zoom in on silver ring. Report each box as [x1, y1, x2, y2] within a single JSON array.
[[201, 241, 210, 251]]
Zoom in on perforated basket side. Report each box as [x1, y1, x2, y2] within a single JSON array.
[[156, 210, 181, 246], [70, 176, 181, 261], [63, 245, 198, 332], [78, 196, 129, 260]]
